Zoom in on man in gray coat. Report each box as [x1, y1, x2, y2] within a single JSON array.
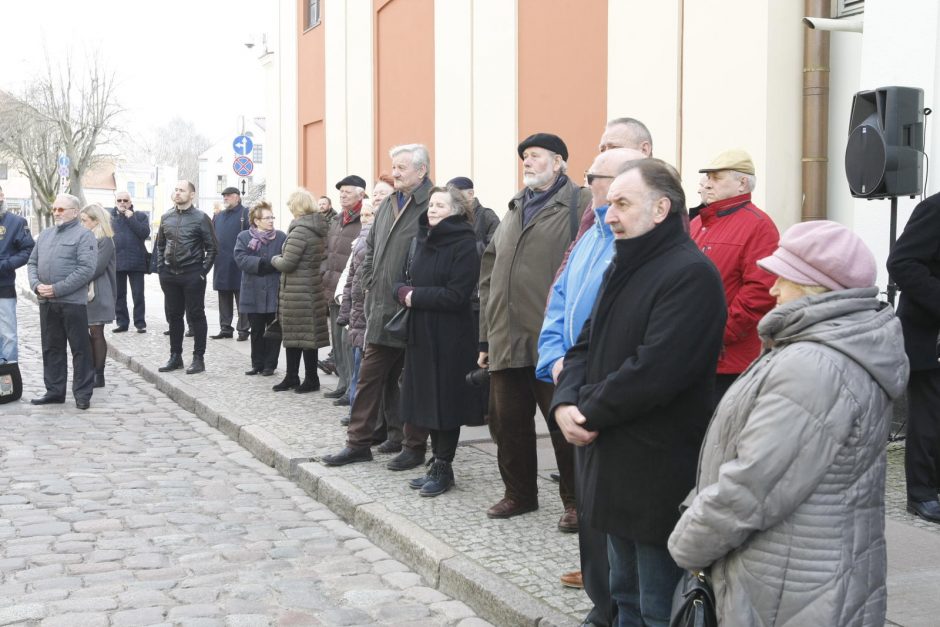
[[322, 143, 431, 469], [27, 193, 98, 409]]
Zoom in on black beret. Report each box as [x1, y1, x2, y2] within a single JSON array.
[[446, 176, 474, 190], [335, 175, 367, 190], [517, 133, 568, 161], [221, 187, 240, 196]]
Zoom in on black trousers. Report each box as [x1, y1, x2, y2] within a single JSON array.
[[39, 301, 94, 402], [576, 444, 614, 627], [115, 270, 146, 330], [217, 289, 249, 334], [906, 369, 940, 501], [247, 312, 281, 370], [160, 268, 208, 356], [430, 428, 461, 463]]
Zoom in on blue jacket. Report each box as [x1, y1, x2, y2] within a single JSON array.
[[536, 204, 614, 382], [212, 204, 250, 291], [110, 207, 150, 272], [0, 209, 35, 290]]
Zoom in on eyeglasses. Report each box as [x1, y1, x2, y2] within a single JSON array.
[[116, 199, 130, 203], [585, 172, 615, 185], [52, 206, 72, 213], [260, 216, 275, 221]]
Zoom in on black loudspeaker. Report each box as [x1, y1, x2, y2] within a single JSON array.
[[845, 86, 924, 198]]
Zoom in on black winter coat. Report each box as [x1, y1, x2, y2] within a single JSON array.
[[110, 207, 150, 272], [887, 192, 940, 371], [212, 204, 250, 291], [551, 213, 726, 545], [397, 214, 484, 431]]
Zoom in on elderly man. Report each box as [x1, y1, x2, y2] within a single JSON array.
[[110, 191, 150, 333], [156, 180, 218, 375], [552, 159, 726, 626], [691, 149, 779, 404], [537, 147, 644, 626], [478, 132, 589, 525], [211, 187, 251, 341], [27, 193, 98, 409], [0, 185, 35, 363], [322, 144, 432, 468], [320, 174, 366, 402]]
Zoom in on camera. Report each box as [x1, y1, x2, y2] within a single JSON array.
[[465, 367, 490, 387]]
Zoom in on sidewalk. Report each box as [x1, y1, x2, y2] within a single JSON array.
[[14, 271, 940, 626]]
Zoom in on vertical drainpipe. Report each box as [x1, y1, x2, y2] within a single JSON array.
[[802, 0, 831, 221]]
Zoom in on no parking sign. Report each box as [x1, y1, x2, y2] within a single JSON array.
[[233, 156, 254, 177]]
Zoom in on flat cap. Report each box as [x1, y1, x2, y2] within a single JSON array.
[[517, 133, 568, 161], [221, 186, 241, 196], [335, 175, 367, 190], [698, 148, 755, 175], [447, 176, 474, 190]]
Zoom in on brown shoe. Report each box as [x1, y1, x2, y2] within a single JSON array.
[[558, 506, 578, 533], [560, 570, 583, 589], [486, 497, 538, 519]]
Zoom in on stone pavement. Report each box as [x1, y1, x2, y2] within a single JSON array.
[[11, 270, 940, 626], [1, 299, 492, 626]]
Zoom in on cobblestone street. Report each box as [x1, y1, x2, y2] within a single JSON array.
[[0, 301, 489, 627]]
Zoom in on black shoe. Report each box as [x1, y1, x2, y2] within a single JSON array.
[[386, 448, 425, 471], [236, 333, 249, 342], [295, 377, 321, 394], [376, 440, 402, 454], [75, 399, 90, 410], [31, 394, 66, 405], [163, 330, 170, 336], [409, 458, 436, 489], [136, 328, 147, 334], [185, 328, 194, 338], [94, 371, 105, 388], [323, 387, 347, 399], [317, 359, 336, 375], [907, 499, 940, 523], [321, 446, 373, 467], [340, 414, 350, 427], [245, 368, 261, 376], [333, 395, 350, 407], [158, 353, 184, 372], [210, 331, 233, 340], [113, 327, 129, 333], [185, 355, 205, 374], [261, 368, 275, 377], [272, 376, 301, 392], [420, 460, 454, 497], [550, 472, 561, 483]]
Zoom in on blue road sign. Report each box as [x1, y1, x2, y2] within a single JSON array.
[[57, 155, 70, 167], [233, 156, 254, 177], [233, 135, 254, 156], [57, 165, 69, 177]]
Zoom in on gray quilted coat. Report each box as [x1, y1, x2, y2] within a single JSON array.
[[668, 287, 909, 627], [271, 213, 329, 350]]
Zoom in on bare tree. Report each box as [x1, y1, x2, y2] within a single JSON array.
[[126, 117, 211, 184]]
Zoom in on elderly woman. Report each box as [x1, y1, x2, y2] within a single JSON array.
[[668, 220, 909, 626], [270, 189, 329, 393], [234, 201, 287, 376], [80, 203, 117, 388], [395, 185, 483, 497]]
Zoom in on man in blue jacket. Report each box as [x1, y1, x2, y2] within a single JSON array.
[[110, 191, 151, 333], [0, 185, 35, 363], [211, 187, 251, 340]]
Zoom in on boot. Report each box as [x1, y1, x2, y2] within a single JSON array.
[[419, 460, 454, 497], [272, 375, 301, 392], [186, 354, 205, 374], [294, 376, 321, 394], [93, 368, 105, 388], [408, 457, 436, 489], [158, 353, 184, 372]]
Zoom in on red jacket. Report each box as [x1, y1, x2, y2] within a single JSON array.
[[690, 193, 779, 374]]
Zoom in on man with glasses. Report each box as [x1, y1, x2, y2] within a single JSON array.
[[155, 180, 218, 375], [210, 187, 251, 341], [27, 193, 97, 409], [110, 192, 151, 333], [0, 184, 35, 364]]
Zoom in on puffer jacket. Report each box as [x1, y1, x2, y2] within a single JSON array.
[[271, 212, 329, 349], [27, 219, 97, 305], [668, 287, 909, 627], [339, 223, 370, 349], [155, 206, 218, 275]]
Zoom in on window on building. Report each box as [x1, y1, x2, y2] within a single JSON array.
[[127, 182, 136, 197], [306, 0, 321, 29], [0, 163, 8, 180], [217, 175, 225, 193], [254, 144, 263, 164], [837, 0, 864, 16]]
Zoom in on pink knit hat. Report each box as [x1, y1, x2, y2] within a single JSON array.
[[757, 220, 876, 290]]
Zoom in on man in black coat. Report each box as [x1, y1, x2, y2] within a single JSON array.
[[551, 159, 726, 626], [110, 191, 151, 333], [211, 187, 251, 340], [887, 191, 940, 524]]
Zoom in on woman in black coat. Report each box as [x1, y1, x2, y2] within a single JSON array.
[[394, 186, 483, 497]]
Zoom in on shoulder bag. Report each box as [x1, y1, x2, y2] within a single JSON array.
[[670, 570, 717, 627]]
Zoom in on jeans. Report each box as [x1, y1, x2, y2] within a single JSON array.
[[0, 297, 17, 362], [38, 301, 95, 401], [348, 346, 362, 405], [115, 271, 146, 329], [607, 534, 683, 627], [160, 268, 208, 356]]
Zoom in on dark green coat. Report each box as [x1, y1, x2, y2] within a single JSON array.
[[271, 213, 329, 349]]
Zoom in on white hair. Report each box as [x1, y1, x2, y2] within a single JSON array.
[[389, 143, 430, 174], [733, 172, 757, 193]]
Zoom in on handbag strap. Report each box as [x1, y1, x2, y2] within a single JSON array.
[[405, 236, 418, 284]]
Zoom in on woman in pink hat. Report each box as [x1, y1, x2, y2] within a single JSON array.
[[668, 220, 909, 626]]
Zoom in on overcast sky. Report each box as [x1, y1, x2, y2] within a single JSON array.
[[0, 0, 267, 144]]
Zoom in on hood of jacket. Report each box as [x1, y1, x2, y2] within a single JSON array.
[[289, 211, 328, 238], [759, 287, 909, 400]]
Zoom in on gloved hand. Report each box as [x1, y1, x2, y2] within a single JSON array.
[[337, 317, 349, 328], [257, 259, 274, 275]]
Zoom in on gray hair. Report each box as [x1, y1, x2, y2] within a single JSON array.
[[389, 143, 431, 175], [430, 185, 473, 222], [57, 193, 81, 210], [607, 117, 653, 152], [618, 158, 686, 214], [732, 171, 757, 193]]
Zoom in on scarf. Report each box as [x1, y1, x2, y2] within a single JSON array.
[[247, 225, 277, 251], [342, 200, 362, 226], [522, 174, 570, 226]]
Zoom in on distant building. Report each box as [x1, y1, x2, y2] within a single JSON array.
[[197, 118, 266, 212]]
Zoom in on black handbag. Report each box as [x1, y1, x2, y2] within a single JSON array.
[[670, 570, 717, 627], [384, 237, 418, 341], [264, 318, 282, 341], [0, 361, 23, 404]]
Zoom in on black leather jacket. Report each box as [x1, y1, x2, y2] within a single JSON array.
[[155, 206, 218, 275]]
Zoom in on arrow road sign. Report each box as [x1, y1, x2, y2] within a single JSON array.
[[57, 155, 70, 168], [233, 156, 254, 177], [233, 135, 254, 156]]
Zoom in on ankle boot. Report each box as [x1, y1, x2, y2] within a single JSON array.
[[159, 353, 184, 372], [272, 375, 301, 392], [295, 376, 321, 394], [419, 460, 454, 497], [93, 369, 105, 388], [186, 354, 205, 374]]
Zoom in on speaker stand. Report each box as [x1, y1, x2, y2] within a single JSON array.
[[887, 196, 899, 306]]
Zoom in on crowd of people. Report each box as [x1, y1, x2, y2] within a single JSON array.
[[2, 112, 940, 626]]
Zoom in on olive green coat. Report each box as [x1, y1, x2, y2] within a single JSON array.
[[271, 212, 330, 349]]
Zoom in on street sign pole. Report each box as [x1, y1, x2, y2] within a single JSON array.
[[241, 179, 246, 195]]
